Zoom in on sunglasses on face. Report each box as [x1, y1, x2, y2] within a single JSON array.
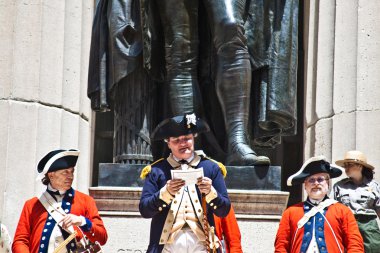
[[305, 176, 329, 184]]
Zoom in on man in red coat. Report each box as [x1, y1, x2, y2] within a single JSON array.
[[13, 149, 108, 253], [214, 205, 243, 253], [275, 156, 364, 253]]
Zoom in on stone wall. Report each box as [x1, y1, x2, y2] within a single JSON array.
[[304, 0, 380, 184], [101, 216, 279, 253], [0, 0, 94, 235]]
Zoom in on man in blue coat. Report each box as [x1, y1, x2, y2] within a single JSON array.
[[139, 113, 231, 253]]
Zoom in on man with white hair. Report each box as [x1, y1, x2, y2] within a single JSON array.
[[275, 156, 364, 252]]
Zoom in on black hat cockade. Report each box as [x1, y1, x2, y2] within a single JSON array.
[[36, 149, 80, 180], [287, 156, 342, 186], [151, 113, 210, 141]]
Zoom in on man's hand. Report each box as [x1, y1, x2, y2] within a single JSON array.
[[197, 177, 212, 195], [61, 214, 83, 230], [166, 179, 185, 196]]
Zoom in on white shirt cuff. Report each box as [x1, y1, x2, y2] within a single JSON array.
[[80, 216, 86, 226]]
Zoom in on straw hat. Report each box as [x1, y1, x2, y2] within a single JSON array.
[[335, 150, 374, 170]]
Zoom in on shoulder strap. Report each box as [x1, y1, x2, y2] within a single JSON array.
[[297, 199, 338, 228], [39, 192, 75, 233]]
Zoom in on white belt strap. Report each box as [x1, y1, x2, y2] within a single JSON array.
[[297, 199, 338, 228], [39, 192, 75, 233]]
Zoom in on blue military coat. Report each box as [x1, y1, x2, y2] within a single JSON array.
[[139, 154, 231, 253]]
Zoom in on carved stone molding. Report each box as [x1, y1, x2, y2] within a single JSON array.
[[89, 187, 289, 220]]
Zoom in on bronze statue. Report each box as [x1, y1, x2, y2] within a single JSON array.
[[88, 0, 299, 166]]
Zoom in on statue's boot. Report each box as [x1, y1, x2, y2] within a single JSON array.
[[216, 48, 270, 166]]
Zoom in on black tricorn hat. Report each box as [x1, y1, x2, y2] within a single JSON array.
[[287, 156, 342, 186], [151, 113, 210, 141], [36, 149, 80, 180]]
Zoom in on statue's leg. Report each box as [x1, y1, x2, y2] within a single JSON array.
[[157, 0, 201, 115], [204, 0, 270, 165]]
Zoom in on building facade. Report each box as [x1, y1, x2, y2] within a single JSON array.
[[1, 0, 380, 252]]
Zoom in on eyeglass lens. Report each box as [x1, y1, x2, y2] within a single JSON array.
[[307, 177, 328, 184]]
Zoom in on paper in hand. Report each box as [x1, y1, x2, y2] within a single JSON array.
[[171, 167, 204, 186]]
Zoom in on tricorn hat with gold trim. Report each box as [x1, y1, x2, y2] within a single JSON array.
[[151, 113, 210, 141]]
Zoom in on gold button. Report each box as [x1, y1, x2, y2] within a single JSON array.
[[195, 199, 198, 203], [171, 210, 174, 213], [164, 229, 167, 233], [214, 206, 217, 209], [198, 209, 202, 213], [192, 190, 195, 193], [163, 204, 167, 207], [168, 219, 172, 222], [159, 207, 162, 211], [160, 239, 164, 243], [210, 203, 214, 206]]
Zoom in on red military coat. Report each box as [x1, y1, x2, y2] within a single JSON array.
[[13, 189, 108, 253], [214, 206, 243, 253], [275, 201, 364, 253]]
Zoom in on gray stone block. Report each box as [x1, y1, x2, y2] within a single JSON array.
[[98, 163, 282, 190]]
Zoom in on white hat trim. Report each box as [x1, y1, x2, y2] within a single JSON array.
[[287, 155, 326, 186], [36, 150, 80, 181]]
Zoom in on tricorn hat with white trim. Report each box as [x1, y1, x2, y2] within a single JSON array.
[[287, 156, 342, 186], [36, 149, 80, 180], [151, 113, 210, 141]]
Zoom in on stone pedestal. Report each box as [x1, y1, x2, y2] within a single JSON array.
[[90, 186, 288, 252], [92, 163, 288, 252], [98, 163, 282, 190]]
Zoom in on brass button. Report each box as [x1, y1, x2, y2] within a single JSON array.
[[174, 200, 177, 204], [192, 190, 195, 193], [195, 199, 199, 203], [213, 206, 217, 209], [163, 204, 167, 207], [164, 229, 167, 233], [210, 203, 214, 206], [160, 239, 164, 243], [198, 209, 202, 213], [159, 207, 163, 211]]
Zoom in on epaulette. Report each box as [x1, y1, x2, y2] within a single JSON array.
[[204, 157, 227, 178], [140, 158, 164, 179]]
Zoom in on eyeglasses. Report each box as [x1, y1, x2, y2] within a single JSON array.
[[168, 135, 194, 145], [305, 176, 329, 184]]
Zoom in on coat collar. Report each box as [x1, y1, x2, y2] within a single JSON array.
[[167, 152, 201, 169]]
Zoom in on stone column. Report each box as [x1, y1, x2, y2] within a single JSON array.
[[0, 0, 94, 235], [304, 0, 380, 181]]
